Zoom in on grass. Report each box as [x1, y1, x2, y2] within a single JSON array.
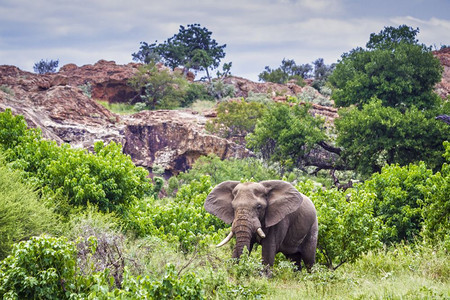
[[96, 100, 138, 114]]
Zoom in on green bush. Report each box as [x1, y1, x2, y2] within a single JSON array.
[[361, 162, 433, 244], [183, 82, 214, 106], [0, 235, 79, 299], [128, 62, 188, 109], [421, 141, 450, 248], [111, 264, 204, 299], [0, 109, 152, 213], [296, 181, 382, 269], [0, 162, 58, 259], [126, 176, 225, 252], [205, 99, 267, 139]]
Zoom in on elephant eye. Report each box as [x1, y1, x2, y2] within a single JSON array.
[[257, 204, 262, 210]]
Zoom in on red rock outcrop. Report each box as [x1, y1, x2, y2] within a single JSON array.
[[0, 64, 250, 174], [434, 48, 450, 99]]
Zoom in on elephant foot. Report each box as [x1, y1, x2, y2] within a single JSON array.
[[260, 264, 273, 278]]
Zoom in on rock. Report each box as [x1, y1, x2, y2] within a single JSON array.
[[122, 110, 250, 174], [434, 48, 450, 99], [0, 64, 250, 175]]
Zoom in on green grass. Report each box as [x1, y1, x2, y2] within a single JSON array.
[[96, 100, 138, 114]]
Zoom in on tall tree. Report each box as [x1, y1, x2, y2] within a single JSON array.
[[329, 25, 443, 110], [133, 24, 226, 82]]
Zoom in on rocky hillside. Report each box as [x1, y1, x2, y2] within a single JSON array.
[[1, 48, 449, 175], [0, 63, 248, 175]]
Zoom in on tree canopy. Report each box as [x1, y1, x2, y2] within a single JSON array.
[[132, 24, 226, 82], [329, 25, 443, 110]]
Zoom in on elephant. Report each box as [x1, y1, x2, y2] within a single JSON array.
[[204, 180, 318, 271]]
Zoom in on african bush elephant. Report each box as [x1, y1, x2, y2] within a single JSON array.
[[204, 180, 318, 271]]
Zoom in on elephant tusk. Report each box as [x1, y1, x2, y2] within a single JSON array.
[[257, 228, 266, 238], [216, 231, 234, 248]]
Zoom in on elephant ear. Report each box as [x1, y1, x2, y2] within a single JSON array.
[[260, 180, 304, 227], [204, 181, 240, 224]]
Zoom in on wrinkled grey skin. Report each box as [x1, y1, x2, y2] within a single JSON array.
[[204, 180, 318, 271]]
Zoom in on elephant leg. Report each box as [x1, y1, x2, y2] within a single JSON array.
[[300, 220, 318, 271], [285, 252, 303, 271]]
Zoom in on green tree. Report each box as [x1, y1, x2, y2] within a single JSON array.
[[258, 58, 311, 85], [335, 99, 448, 177], [128, 62, 188, 109], [246, 103, 326, 169], [135, 24, 226, 82], [132, 41, 161, 64], [329, 25, 443, 110]]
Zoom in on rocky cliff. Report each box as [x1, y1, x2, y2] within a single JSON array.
[[1, 51, 448, 175], [0, 63, 249, 175]]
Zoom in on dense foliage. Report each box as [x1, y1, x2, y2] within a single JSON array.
[[335, 99, 448, 176], [0, 109, 152, 213], [0, 162, 57, 259], [297, 181, 382, 270], [246, 102, 326, 169], [329, 25, 442, 110]]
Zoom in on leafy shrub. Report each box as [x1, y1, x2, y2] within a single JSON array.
[[126, 176, 225, 252], [297, 86, 333, 106], [360, 162, 433, 244], [0, 109, 152, 213], [0, 162, 58, 259], [113, 264, 204, 299], [183, 82, 214, 106], [128, 62, 188, 109], [0, 235, 79, 299], [207, 79, 235, 99], [297, 181, 382, 269], [245, 91, 272, 105], [421, 141, 450, 248], [205, 99, 267, 139]]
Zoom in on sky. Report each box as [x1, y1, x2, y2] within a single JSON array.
[[1, 0, 450, 81]]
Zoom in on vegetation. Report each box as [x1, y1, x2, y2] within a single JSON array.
[[33, 59, 59, 74], [258, 58, 334, 89], [0, 109, 152, 214], [335, 99, 448, 176], [329, 25, 442, 110], [205, 99, 267, 139], [1, 23, 449, 299], [133, 23, 226, 82], [246, 102, 326, 170]]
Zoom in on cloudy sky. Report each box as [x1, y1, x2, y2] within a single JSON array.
[[1, 0, 449, 81]]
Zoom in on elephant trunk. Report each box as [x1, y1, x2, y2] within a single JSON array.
[[231, 213, 254, 259]]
